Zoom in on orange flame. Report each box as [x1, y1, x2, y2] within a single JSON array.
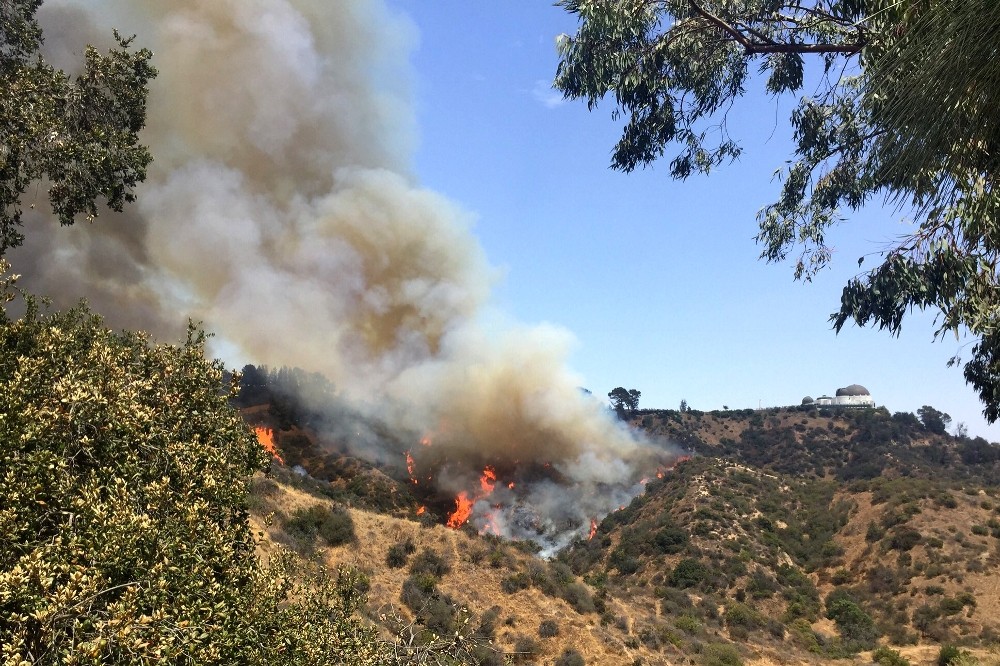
[[254, 426, 284, 464], [416, 505, 426, 516], [446, 491, 474, 528], [405, 450, 418, 484], [447, 465, 501, 529], [480, 465, 497, 494], [419, 435, 432, 447], [588, 518, 598, 540]]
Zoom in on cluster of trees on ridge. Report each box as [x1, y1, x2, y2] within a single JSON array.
[[3, 0, 1000, 663]]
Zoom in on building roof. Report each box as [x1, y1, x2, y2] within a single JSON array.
[[835, 384, 870, 397]]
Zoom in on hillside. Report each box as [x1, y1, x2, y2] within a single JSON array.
[[241, 385, 1000, 666]]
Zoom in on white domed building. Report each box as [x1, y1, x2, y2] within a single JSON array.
[[801, 384, 875, 408]]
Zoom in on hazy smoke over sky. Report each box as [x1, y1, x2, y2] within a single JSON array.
[[17, 0, 676, 545]]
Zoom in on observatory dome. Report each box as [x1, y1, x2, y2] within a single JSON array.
[[835, 384, 870, 397]]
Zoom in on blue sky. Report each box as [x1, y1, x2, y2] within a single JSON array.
[[388, 2, 1000, 440]]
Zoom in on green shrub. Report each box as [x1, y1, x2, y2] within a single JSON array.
[[702, 643, 743, 666], [655, 525, 689, 553], [284, 504, 356, 550], [938, 645, 963, 666], [555, 648, 586, 666], [477, 606, 501, 640], [831, 568, 853, 585], [563, 582, 597, 613], [746, 570, 778, 598], [940, 597, 966, 616], [725, 603, 765, 630], [511, 636, 540, 663], [873, 646, 910, 666], [887, 527, 922, 551], [408, 548, 451, 577], [825, 590, 878, 650], [676, 614, 702, 634], [866, 521, 886, 542], [670, 558, 710, 588], [386, 538, 415, 568], [501, 572, 531, 594], [539, 619, 560, 638], [400, 572, 438, 611]]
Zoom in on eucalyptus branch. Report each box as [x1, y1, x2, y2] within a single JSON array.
[[688, 0, 864, 54]]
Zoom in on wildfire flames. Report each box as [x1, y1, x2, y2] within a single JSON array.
[[401, 429, 685, 552], [446, 465, 498, 530], [446, 492, 474, 529], [254, 426, 284, 464], [405, 451, 418, 484]]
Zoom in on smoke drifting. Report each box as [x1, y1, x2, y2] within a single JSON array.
[[17, 0, 677, 548]]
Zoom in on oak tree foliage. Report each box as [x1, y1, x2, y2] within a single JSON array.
[[1, 0, 156, 255], [0, 267, 396, 664], [555, 0, 1000, 419]]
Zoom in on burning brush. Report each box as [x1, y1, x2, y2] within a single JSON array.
[[401, 433, 682, 555]]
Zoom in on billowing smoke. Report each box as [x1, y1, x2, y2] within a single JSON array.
[[15, 0, 678, 549]]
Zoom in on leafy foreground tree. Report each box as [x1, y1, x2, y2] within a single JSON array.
[[1, 0, 156, 255], [555, 0, 1000, 419], [0, 266, 484, 665]]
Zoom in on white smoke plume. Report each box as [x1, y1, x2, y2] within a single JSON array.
[[15, 0, 678, 548]]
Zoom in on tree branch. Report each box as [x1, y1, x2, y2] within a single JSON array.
[[687, 0, 864, 55]]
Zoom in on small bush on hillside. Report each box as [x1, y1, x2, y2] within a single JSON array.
[[421, 596, 458, 636], [702, 643, 743, 666], [539, 619, 560, 638], [555, 648, 586, 666], [501, 572, 530, 594], [746, 571, 778, 599], [400, 572, 438, 611], [725, 603, 765, 631], [867, 521, 886, 543], [511, 636, 540, 663], [655, 525, 689, 553], [284, 504, 356, 551], [670, 558, 710, 589], [831, 568, 853, 585], [676, 614, 702, 634], [873, 646, 911, 666], [887, 527, 922, 551], [938, 645, 963, 666], [386, 537, 416, 568], [825, 590, 878, 650], [477, 606, 501, 640], [408, 548, 451, 577], [563, 582, 597, 614]]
